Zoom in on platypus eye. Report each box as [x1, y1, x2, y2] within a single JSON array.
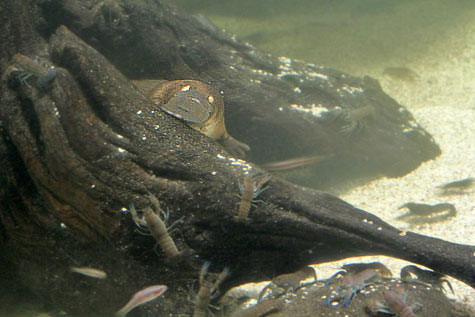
[[180, 84, 191, 92]]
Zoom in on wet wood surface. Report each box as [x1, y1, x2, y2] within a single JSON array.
[[0, 0, 472, 315]]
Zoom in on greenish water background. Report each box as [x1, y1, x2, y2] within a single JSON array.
[[176, 0, 475, 75]]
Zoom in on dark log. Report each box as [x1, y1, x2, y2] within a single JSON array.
[[0, 0, 472, 316], [36, 0, 441, 189]]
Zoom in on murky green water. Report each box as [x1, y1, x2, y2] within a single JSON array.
[[176, 0, 475, 75]]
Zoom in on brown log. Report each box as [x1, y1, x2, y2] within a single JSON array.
[[36, 0, 441, 189], [0, 1, 472, 316]]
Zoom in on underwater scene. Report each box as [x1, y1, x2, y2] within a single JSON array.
[[0, 0, 474, 316]]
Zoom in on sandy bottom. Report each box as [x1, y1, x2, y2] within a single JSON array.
[[334, 11, 475, 315]]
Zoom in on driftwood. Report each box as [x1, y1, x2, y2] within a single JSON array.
[[0, 0, 472, 315], [37, 0, 441, 189]]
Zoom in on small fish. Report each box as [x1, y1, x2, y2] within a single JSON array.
[[115, 285, 168, 316], [261, 155, 331, 172], [70, 266, 107, 279]]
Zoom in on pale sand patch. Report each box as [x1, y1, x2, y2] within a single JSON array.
[[336, 16, 475, 315], [340, 107, 474, 246]]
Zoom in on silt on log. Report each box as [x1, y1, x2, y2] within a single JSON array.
[[0, 1, 471, 316], [37, 0, 441, 189]]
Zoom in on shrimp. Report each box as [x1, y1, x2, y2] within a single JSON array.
[[129, 195, 183, 260], [437, 177, 474, 195], [341, 262, 392, 278], [193, 262, 229, 317], [325, 262, 390, 286], [331, 104, 375, 136], [145, 195, 182, 260], [325, 268, 381, 307], [383, 288, 417, 317], [367, 284, 421, 317], [271, 266, 316, 290], [397, 202, 457, 225], [258, 266, 316, 300], [400, 265, 453, 294], [7, 54, 59, 88], [236, 173, 271, 221]]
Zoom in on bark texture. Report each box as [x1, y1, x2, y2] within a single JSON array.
[[0, 0, 471, 315]]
